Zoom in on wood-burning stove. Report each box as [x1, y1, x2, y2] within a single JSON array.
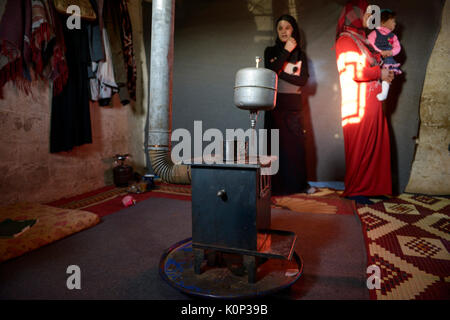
[[189, 156, 297, 283], [160, 57, 302, 294]]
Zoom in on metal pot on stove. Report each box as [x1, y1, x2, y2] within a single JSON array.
[[234, 56, 278, 111]]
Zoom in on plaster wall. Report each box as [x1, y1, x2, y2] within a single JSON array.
[[0, 83, 132, 204], [0, 1, 148, 204], [405, 1, 450, 195]]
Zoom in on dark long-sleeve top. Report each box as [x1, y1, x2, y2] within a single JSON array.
[[264, 45, 309, 87]]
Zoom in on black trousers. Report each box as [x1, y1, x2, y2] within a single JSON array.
[[264, 93, 309, 195]]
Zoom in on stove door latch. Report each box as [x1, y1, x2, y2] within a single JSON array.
[[217, 189, 228, 201]]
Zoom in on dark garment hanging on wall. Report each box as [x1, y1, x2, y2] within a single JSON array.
[[103, 0, 136, 102], [0, 0, 32, 99], [87, 0, 105, 63], [50, 21, 92, 153]]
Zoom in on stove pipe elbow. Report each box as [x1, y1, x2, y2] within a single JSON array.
[[148, 148, 191, 184]]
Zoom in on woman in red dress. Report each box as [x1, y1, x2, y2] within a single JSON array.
[[335, 0, 394, 203]]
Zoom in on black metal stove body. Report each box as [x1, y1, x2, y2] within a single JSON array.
[[191, 160, 271, 251], [189, 157, 297, 283]]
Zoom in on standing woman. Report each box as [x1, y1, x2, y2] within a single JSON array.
[[264, 14, 314, 195], [335, 0, 394, 203]]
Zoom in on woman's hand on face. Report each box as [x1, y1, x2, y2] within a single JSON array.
[[381, 69, 394, 83], [284, 37, 297, 52]]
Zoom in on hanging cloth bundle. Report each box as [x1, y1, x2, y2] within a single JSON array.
[[0, 0, 32, 99], [103, 0, 136, 102], [31, 0, 69, 96], [0, 0, 69, 98]]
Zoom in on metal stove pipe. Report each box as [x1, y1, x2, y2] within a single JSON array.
[[148, 0, 191, 184]]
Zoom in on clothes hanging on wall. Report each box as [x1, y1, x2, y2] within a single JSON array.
[[103, 0, 129, 105], [89, 28, 119, 106], [86, 0, 105, 61], [50, 19, 92, 153], [1, 0, 135, 103], [1, 0, 137, 153], [0, 0, 32, 98], [86, 0, 105, 71], [87, 0, 118, 106], [31, 0, 69, 96], [0, 0, 68, 98], [31, 0, 53, 76], [49, 0, 137, 152], [103, 0, 136, 103]]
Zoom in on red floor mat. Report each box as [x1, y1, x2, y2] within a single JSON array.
[[356, 194, 450, 300], [272, 193, 357, 215], [46, 182, 191, 218]]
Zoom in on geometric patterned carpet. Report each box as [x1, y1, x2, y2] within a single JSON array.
[[272, 188, 357, 215], [49, 184, 355, 216], [47, 186, 129, 210], [46, 182, 192, 217], [357, 194, 450, 300]]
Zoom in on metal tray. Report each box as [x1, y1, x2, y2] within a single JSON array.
[[159, 237, 303, 299], [192, 229, 297, 260]]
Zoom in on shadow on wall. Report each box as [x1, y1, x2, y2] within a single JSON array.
[[385, 22, 407, 195], [300, 29, 319, 182]]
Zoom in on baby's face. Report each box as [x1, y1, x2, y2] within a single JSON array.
[[382, 18, 396, 31]]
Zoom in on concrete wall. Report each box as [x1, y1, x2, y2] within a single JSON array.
[[0, 2, 149, 205], [151, 0, 444, 194], [0, 82, 132, 204], [405, 1, 450, 195]]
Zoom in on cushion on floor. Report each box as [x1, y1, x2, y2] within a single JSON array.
[[0, 202, 100, 263]]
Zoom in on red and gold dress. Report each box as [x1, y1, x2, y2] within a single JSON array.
[[335, 32, 392, 197]]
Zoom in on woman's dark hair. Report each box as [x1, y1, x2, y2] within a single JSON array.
[[275, 14, 301, 46], [273, 14, 303, 62], [381, 9, 396, 23]]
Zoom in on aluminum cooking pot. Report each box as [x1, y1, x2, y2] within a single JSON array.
[[234, 57, 278, 111]]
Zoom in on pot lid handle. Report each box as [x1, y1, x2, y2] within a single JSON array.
[[255, 56, 261, 68]]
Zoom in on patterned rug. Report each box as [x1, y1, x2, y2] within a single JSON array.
[[46, 181, 192, 217], [47, 186, 128, 210], [152, 181, 192, 197], [272, 188, 356, 215], [48, 184, 355, 216], [356, 194, 450, 300]]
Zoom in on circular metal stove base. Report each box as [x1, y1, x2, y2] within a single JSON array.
[[159, 238, 303, 299]]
